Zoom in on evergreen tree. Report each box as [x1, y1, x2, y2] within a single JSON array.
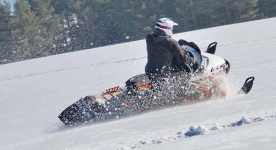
[[9, 0, 52, 61], [27, 0, 63, 55], [0, 1, 12, 63], [258, 0, 276, 18], [1, 0, 276, 65], [0, 1, 11, 43], [232, 0, 259, 22], [51, 0, 92, 51]]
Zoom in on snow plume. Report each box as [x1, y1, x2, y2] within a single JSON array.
[[219, 75, 243, 98]]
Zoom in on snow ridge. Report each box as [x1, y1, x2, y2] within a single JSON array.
[[119, 112, 276, 150]]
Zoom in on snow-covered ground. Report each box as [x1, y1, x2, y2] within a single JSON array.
[[1, 18, 276, 150]]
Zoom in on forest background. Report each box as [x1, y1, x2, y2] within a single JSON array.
[[0, 0, 275, 64]]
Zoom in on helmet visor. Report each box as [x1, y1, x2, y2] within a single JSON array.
[[155, 23, 172, 30]]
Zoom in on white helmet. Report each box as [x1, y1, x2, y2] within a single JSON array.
[[155, 18, 178, 37]]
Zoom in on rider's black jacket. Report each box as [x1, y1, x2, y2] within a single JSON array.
[[145, 28, 189, 76]]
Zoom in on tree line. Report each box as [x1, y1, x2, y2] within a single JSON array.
[[0, 0, 276, 64]]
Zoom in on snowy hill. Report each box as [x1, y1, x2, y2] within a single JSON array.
[[1, 17, 276, 150]]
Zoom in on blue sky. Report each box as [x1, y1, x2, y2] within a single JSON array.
[[1, 0, 15, 11], [0, 0, 14, 4]]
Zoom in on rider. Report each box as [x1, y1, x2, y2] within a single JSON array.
[[145, 18, 200, 80]]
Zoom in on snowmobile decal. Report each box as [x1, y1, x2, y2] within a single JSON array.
[[119, 101, 135, 109], [185, 85, 212, 100], [211, 63, 227, 73], [105, 86, 120, 94], [136, 83, 151, 89]]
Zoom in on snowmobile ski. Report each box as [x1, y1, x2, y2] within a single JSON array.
[[238, 76, 255, 94], [206, 42, 217, 54]]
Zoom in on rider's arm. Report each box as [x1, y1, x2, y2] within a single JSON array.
[[170, 39, 190, 72]]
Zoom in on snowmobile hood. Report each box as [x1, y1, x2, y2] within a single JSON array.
[[199, 52, 229, 78]]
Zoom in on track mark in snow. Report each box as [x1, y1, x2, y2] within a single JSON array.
[[218, 36, 276, 48], [0, 57, 146, 81], [119, 113, 276, 150], [184, 126, 209, 137]]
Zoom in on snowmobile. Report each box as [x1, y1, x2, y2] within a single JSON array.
[[58, 42, 255, 125]]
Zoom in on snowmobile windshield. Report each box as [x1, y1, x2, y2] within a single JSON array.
[[181, 45, 203, 65], [201, 56, 209, 70]]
